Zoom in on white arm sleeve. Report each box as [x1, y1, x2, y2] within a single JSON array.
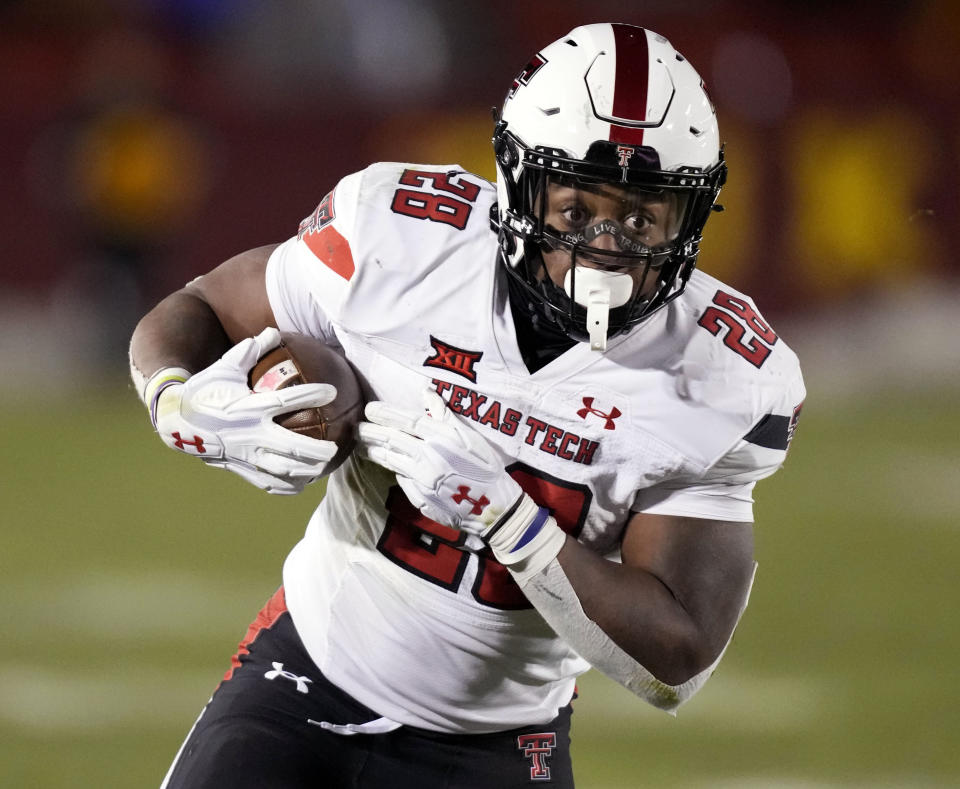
[[519, 557, 756, 714]]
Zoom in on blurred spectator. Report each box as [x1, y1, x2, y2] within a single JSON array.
[[27, 24, 213, 372], [1, 0, 959, 382]]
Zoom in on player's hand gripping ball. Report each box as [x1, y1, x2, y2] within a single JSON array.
[[151, 327, 365, 494], [249, 332, 365, 474]]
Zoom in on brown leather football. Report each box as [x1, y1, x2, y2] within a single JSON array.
[[248, 332, 365, 474]]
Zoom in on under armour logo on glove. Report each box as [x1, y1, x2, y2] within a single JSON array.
[[451, 485, 490, 515], [360, 389, 523, 535], [576, 397, 622, 430], [517, 732, 557, 780], [148, 328, 339, 495], [171, 431, 207, 453], [264, 662, 313, 694]]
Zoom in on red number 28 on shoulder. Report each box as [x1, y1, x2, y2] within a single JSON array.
[[697, 290, 778, 368], [390, 169, 481, 231]]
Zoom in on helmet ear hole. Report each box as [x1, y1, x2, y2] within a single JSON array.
[[493, 119, 518, 169], [498, 139, 518, 169]]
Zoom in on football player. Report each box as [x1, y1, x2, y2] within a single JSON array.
[[130, 23, 805, 789]]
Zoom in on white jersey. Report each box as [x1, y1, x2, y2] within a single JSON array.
[[265, 162, 805, 734]]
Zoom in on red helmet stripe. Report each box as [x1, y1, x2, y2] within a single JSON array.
[[609, 26, 649, 146]]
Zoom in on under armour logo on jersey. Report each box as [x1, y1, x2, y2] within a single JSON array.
[[576, 397, 622, 430], [423, 336, 483, 383], [451, 486, 489, 515], [616, 144, 634, 167], [172, 432, 207, 453], [264, 662, 313, 694], [517, 732, 556, 781]]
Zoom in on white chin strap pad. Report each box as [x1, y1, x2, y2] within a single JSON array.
[[564, 268, 634, 351]]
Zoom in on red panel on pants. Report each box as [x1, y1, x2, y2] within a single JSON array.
[[223, 586, 288, 682]]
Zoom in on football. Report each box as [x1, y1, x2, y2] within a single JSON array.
[[248, 332, 365, 474]]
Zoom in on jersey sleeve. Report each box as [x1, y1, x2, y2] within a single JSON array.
[[631, 479, 758, 522], [633, 364, 806, 522], [265, 168, 366, 342]]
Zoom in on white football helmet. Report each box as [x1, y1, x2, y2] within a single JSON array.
[[493, 23, 726, 350]]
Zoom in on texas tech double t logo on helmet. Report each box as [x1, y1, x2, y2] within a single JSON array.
[[493, 23, 727, 350]]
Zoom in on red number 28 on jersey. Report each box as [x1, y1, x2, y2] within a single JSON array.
[[697, 290, 778, 368], [377, 463, 590, 610], [390, 169, 481, 231]]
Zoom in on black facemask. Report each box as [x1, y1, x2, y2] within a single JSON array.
[[504, 262, 576, 373]]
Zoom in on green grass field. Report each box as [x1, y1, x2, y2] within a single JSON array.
[[2, 380, 957, 788]]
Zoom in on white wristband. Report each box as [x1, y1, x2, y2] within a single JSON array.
[[486, 494, 568, 585], [141, 367, 191, 427]]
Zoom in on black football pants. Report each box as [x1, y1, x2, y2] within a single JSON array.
[[160, 589, 575, 788]]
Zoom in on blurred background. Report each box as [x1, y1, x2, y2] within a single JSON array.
[[2, 0, 958, 787]]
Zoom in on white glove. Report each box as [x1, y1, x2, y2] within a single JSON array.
[[359, 389, 567, 576], [145, 327, 338, 495]]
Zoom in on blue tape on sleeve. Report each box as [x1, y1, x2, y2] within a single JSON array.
[[509, 507, 551, 553]]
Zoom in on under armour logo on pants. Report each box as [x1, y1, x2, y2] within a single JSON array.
[[264, 662, 313, 694]]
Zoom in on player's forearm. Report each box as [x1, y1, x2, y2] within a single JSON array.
[[130, 244, 280, 388], [518, 552, 732, 713], [129, 289, 233, 386], [487, 501, 729, 699], [481, 489, 755, 712], [554, 537, 707, 685]]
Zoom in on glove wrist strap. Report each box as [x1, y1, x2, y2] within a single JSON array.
[[486, 494, 567, 584], [142, 367, 191, 428]]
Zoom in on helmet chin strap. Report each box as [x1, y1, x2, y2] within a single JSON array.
[[563, 267, 634, 351]]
